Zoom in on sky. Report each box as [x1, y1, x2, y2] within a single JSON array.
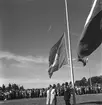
[[0, 0, 102, 89]]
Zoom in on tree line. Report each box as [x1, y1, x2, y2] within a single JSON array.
[[74, 75, 102, 87]]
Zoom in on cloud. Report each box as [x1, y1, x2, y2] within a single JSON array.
[[0, 51, 77, 66], [0, 51, 48, 64], [48, 25, 52, 32], [0, 60, 3, 69]]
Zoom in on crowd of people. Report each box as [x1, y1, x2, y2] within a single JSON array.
[[0, 87, 47, 100], [75, 85, 101, 95], [0, 82, 102, 102]]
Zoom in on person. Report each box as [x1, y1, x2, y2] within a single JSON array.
[[46, 85, 52, 105], [50, 84, 57, 105], [64, 82, 71, 105]]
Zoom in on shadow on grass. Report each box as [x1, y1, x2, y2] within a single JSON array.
[[78, 101, 102, 104]]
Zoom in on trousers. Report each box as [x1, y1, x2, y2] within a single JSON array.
[[65, 100, 71, 105]]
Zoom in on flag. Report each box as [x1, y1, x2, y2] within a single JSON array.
[[77, 0, 102, 66], [48, 33, 67, 78]]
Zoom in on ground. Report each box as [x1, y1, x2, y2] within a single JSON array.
[[0, 94, 102, 105]]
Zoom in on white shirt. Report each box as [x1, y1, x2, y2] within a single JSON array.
[[46, 89, 51, 105], [50, 89, 56, 104]]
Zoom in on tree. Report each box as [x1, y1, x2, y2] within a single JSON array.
[[75, 77, 88, 86], [12, 84, 19, 90], [80, 77, 88, 86], [20, 86, 24, 90], [89, 76, 102, 85], [2, 84, 5, 92], [74, 80, 81, 86], [8, 83, 12, 90]]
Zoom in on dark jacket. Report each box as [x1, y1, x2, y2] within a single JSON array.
[[64, 88, 71, 101]]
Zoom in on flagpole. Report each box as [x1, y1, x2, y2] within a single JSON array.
[[64, 0, 76, 104]]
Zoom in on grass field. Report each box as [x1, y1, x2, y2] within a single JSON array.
[[0, 94, 102, 105]]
